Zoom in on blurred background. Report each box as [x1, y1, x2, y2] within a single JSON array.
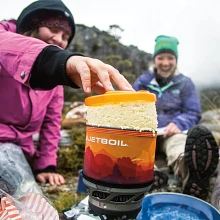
[[1, 0, 220, 87]]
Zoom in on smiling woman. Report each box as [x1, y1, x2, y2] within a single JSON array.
[[25, 14, 72, 48], [0, 0, 133, 199], [153, 35, 179, 80], [133, 35, 219, 201], [20, 10, 72, 48]]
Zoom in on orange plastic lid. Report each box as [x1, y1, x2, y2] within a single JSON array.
[[85, 90, 156, 106]]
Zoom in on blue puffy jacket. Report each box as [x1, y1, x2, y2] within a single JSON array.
[[133, 71, 201, 131]]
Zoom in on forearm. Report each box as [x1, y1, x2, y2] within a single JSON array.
[[172, 78, 201, 130], [30, 46, 83, 90], [172, 112, 201, 130]]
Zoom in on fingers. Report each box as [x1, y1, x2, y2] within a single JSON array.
[[91, 81, 106, 94], [36, 173, 46, 184], [163, 122, 181, 137], [88, 60, 133, 92], [36, 173, 66, 186], [86, 58, 115, 92], [73, 60, 92, 93], [66, 56, 134, 94], [105, 64, 134, 91]]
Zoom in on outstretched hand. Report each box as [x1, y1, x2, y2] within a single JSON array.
[[66, 56, 134, 94], [36, 172, 66, 186]]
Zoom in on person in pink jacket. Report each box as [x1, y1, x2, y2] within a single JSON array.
[[0, 0, 133, 195]]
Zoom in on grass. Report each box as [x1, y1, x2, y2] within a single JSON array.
[[51, 192, 86, 213]]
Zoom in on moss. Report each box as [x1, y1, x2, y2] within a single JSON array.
[[49, 192, 87, 213]]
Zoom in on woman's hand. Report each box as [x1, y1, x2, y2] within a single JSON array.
[[36, 172, 66, 186], [163, 122, 181, 138], [66, 56, 134, 94]]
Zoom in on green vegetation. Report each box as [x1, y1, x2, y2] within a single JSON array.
[[199, 86, 220, 112], [57, 124, 86, 176], [121, 71, 136, 85], [44, 190, 87, 213]]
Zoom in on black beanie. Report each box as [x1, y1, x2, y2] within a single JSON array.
[[16, 0, 75, 46]]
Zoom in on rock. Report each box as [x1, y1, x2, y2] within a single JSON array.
[[61, 118, 86, 129], [65, 102, 87, 119], [33, 130, 73, 148]]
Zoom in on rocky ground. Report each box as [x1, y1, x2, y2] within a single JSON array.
[[38, 153, 217, 220]]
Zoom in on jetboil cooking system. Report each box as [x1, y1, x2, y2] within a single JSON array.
[[82, 91, 157, 218]]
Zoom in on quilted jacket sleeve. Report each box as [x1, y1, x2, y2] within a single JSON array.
[[34, 86, 64, 171], [172, 77, 201, 130], [0, 20, 48, 85]]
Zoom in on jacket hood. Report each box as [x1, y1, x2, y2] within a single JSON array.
[[16, 0, 75, 46]]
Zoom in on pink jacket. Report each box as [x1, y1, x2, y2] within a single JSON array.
[[0, 20, 63, 170]]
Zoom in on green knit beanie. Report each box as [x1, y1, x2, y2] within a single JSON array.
[[153, 35, 179, 59]]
